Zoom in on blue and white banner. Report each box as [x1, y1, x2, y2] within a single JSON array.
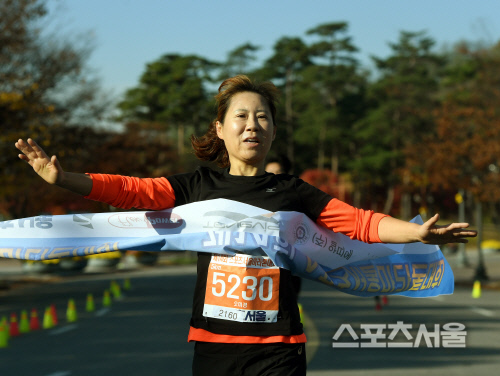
[[0, 199, 453, 297]]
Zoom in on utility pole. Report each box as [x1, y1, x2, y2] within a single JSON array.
[[456, 189, 469, 267], [473, 200, 488, 281]]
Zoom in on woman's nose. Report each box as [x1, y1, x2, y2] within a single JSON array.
[[245, 115, 259, 131]]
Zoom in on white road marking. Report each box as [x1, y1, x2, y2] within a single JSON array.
[[429, 296, 445, 301], [95, 308, 110, 316], [49, 324, 78, 336], [470, 306, 495, 317], [45, 372, 72, 376]]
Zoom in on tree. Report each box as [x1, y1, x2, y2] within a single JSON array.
[[295, 22, 363, 173], [219, 43, 260, 79], [409, 41, 500, 205], [0, 0, 111, 218], [118, 54, 217, 158], [353, 31, 445, 217], [90, 122, 180, 178], [0, 0, 110, 132], [259, 37, 311, 171], [409, 41, 500, 280]]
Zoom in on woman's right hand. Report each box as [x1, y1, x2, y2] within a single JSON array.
[[15, 138, 64, 185]]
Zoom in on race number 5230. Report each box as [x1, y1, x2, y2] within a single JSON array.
[[211, 272, 273, 301], [204, 256, 280, 322]]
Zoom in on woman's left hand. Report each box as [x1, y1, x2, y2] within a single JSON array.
[[418, 214, 477, 244]]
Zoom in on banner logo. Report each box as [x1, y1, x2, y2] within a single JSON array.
[[108, 212, 184, 229], [73, 214, 95, 229], [294, 223, 310, 245]]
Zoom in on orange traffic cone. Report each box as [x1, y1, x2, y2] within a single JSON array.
[[19, 310, 30, 334], [50, 304, 59, 325], [9, 313, 20, 337], [30, 308, 40, 331]]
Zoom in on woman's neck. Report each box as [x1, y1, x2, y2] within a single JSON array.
[[228, 163, 265, 176]]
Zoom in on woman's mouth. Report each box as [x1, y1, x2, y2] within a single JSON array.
[[244, 138, 260, 145]]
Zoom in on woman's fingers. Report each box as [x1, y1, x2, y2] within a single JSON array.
[[15, 139, 33, 158], [16, 138, 49, 162], [27, 138, 49, 159]]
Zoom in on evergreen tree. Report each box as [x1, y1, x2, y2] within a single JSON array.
[[353, 31, 445, 216]]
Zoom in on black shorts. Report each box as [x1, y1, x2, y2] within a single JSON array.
[[192, 341, 306, 376]]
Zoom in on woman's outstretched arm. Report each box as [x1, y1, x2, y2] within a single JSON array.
[[316, 198, 476, 245], [15, 138, 93, 196], [378, 214, 477, 244]]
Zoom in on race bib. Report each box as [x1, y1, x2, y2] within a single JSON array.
[[203, 254, 280, 323]]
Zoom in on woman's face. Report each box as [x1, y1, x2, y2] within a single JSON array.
[[216, 91, 276, 174]]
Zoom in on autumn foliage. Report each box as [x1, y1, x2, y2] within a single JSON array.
[[406, 42, 500, 205], [2, 1, 500, 228]]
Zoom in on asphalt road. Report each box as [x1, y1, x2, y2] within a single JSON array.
[[301, 279, 500, 376], [1, 261, 500, 376], [0, 266, 197, 376]]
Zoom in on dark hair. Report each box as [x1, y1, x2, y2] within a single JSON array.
[[266, 154, 292, 174], [191, 75, 280, 168]]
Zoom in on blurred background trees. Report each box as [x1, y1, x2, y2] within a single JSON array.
[[2, 0, 500, 242], [0, 0, 175, 218]]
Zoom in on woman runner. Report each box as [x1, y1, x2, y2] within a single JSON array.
[[15, 75, 476, 376]]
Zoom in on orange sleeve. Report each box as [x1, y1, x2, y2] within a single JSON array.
[[84, 173, 175, 210], [316, 198, 389, 243]]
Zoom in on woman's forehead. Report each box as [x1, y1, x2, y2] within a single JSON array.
[[228, 91, 270, 111]]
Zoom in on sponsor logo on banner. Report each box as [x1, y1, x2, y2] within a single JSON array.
[[108, 212, 184, 229], [73, 214, 95, 229], [294, 223, 310, 245], [202, 210, 279, 232]]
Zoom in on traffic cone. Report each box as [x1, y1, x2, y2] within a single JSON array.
[[19, 310, 30, 334], [111, 281, 122, 300], [472, 280, 481, 298], [298, 303, 304, 324], [123, 278, 131, 291], [0, 322, 8, 348], [66, 299, 78, 323], [50, 304, 59, 325], [103, 290, 112, 307], [86, 293, 95, 312], [43, 307, 54, 329], [9, 313, 20, 337], [374, 296, 382, 311], [115, 283, 122, 299], [29, 308, 40, 331], [1, 316, 9, 341], [382, 296, 389, 305]]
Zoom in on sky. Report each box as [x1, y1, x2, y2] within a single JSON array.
[[46, 0, 499, 99]]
